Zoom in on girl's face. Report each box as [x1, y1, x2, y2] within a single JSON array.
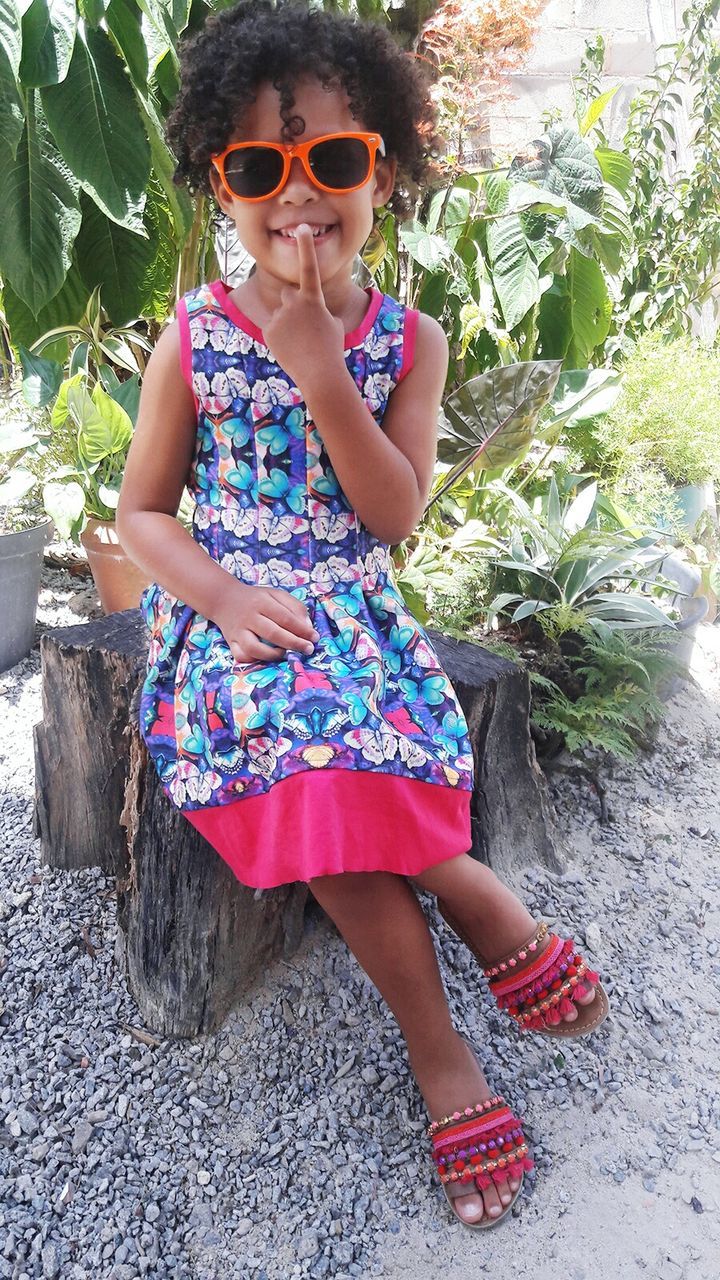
[[209, 77, 396, 292]]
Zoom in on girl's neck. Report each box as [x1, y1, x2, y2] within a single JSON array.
[[229, 266, 371, 334]]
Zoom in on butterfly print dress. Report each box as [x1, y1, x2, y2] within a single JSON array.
[[138, 280, 474, 889]]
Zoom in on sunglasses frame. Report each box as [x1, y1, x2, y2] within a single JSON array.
[[210, 130, 386, 203]]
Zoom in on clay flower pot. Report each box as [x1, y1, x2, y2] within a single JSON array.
[[80, 517, 152, 615]]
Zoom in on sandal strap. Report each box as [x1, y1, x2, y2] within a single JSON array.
[[428, 1097, 534, 1186], [482, 920, 549, 977]]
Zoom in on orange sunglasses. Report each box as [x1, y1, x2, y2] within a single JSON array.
[[211, 130, 385, 203]]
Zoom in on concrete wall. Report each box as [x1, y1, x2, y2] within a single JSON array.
[[488, 0, 685, 158]]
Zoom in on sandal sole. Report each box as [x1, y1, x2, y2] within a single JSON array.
[[438, 901, 611, 1040]]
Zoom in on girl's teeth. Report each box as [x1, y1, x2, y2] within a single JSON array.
[[279, 226, 329, 239]]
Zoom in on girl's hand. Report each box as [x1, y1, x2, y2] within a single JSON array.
[[264, 224, 345, 389], [215, 582, 319, 664]]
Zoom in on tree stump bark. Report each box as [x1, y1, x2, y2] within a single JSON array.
[[33, 610, 563, 1036], [429, 629, 565, 883], [33, 611, 307, 1037]]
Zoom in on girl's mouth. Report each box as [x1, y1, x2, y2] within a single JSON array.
[[273, 224, 337, 244]]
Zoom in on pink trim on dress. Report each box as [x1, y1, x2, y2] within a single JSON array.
[[397, 306, 419, 383], [182, 769, 472, 889], [209, 279, 383, 350], [176, 295, 199, 414]]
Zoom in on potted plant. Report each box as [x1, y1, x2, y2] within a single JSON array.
[[0, 387, 55, 673], [22, 290, 156, 615]]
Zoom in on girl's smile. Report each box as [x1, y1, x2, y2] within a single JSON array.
[[209, 77, 396, 325]]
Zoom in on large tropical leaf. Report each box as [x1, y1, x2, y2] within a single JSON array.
[[74, 190, 156, 324], [0, 0, 23, 157], [566, 248, 612, 366], [105, 0, 148, 88], [429, 359, 562, 506], [0, 0, 23, 77], [19, 0, 76, 86], [0, 89, 81, 315], [508, 125, 604, 216], [3, 260, 89, 351], [486, 203, 539, 330], [41, 24, 149, 228]]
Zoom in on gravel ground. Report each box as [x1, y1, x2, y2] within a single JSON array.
[[1, 556, 719, 1280]]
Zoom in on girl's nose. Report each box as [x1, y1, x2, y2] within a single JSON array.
[[279, 155, 320, 202]]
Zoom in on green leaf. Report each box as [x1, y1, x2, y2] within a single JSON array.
[[42, 477, 85, 538], [0, 38, 23, 157], [134, 87, 193, 242], [486, 212, 539, 330], [566, 248, 612, 365], [18, 342, 62, 406], [78, 0, 106, 26], [0, 416, 40, 452], [0, 89, 81, 315], [399, 219, 454, 271], [51, 371, 83, 428], [433, 359, 563, 503], [0, 0, 23, 77], [105, 0, 148, 89], [73, 191, 156, 324], [0, 468, 37, 506], [3, 261, 90, 354], [19, 0, 76, 86], [110, 371, 140, 424], [579, 86, 619, 136], [41, 24, 149, 229], [546, 367, 623, 428], [595, 146, 633, 197], [508, 125, 604, 216]]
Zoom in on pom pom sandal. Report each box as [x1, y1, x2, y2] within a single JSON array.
[[437, 901, 610, 1039], [428, 1045, 533, 1231]]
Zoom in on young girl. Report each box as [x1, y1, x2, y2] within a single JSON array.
[[117, 0, 610, 1231]]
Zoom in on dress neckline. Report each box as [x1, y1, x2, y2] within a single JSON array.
[[209, 279, 383, 350]]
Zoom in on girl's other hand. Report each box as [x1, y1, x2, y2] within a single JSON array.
[[264, 224, 345, 388], [215, 583, 319, 664]]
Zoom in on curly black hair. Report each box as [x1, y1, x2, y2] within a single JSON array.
[[166, 0, 440, 218]]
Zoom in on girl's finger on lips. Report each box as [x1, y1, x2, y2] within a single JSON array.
[[295, 224, 323, 297]]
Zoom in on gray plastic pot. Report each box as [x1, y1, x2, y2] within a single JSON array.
[[0, 516, 54, 674]]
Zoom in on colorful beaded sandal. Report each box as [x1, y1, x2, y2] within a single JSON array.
[[437, 903, 610, 1039], [428, 1052, 534, 1231]]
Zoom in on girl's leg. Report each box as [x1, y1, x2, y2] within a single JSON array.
[[409, 854, 598, 1024], [307, 870, 522, 1226]]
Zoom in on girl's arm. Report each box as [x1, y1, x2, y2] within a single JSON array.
[[117, 323, 317, 659], [302, 312, 447, 545], [117, 321, 239, 622], [264, 225, 448, 545]]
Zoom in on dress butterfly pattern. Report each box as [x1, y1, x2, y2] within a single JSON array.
[[138, 280, 474, 888]]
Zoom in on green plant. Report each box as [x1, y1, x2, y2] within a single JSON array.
[[615, 0, 720, 339], [485, 478, 678, 634], [0, 384, 52, 534], [530, 628, 686, 758], [584, 329, 720, 490]]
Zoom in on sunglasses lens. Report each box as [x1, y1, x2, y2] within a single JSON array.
[[308, 137, 372, 191], [223, 146, 285, 198]]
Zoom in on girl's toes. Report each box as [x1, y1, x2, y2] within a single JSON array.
[[507, 1174, 522, 1193], [479, 1182, 504, 1219], [576, 983, 597, 1006], [561, 1002, 579, 1023], [449, 1187, 484, 1224]]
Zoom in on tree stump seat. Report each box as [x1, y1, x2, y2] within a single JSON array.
[[33, 609, 563, 1037]]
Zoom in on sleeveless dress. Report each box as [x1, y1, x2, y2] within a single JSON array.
[[138, 280, 474, 889]]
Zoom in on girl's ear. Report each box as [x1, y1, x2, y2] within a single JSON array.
[[372, 155, 397, 210], [209, 166, 235, 217]]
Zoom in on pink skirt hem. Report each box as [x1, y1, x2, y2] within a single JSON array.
[[182, 769, 472, 889]]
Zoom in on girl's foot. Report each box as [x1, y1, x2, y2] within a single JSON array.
[[440, 898, 599, 1026], [409, 1030, 523, 1226]]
